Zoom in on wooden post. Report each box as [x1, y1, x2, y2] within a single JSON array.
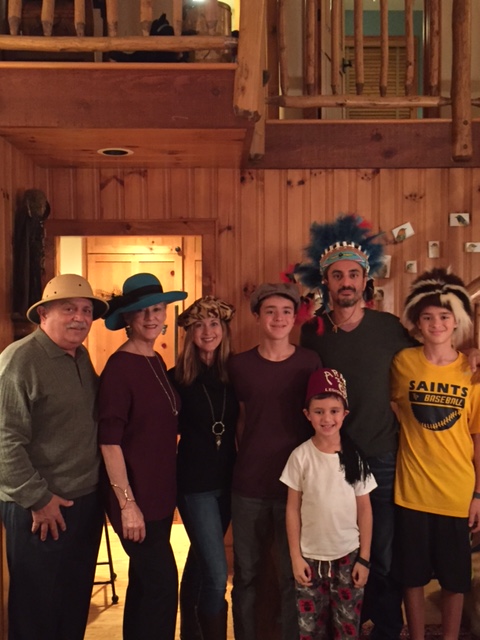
[[354, 0, 364, 94], [234, 0, 265, 120], [266, 0, 280, 119], [41, 0, 55, 36], [74, 0, 86, 37], [404, 0, 414, 95], [379, 0, 388, 97], [426, 0, 440, 95], [250, 2, 267, 160], [278, 0, 289, 96], [451, 0, 472, 160], [140, 0, 153, 37], [331, 0, 341, 95], [204, 0, 220, 36], [7, 0, 22, 35], [105, 0, 118, 37], [172, 0, 183, 36], [305, 0, 318, 96]]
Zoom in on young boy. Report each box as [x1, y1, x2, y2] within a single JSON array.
[[391, 267, 480, 640], [281, 367, 376, 639], [229, 283, 321, 640]]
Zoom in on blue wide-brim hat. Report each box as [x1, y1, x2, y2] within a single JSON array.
[[104, 273, 187, 331]]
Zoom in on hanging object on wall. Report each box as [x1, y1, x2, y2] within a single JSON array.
[[465, 243, 480, 253], [449, 212, 470, 226], [428, 241, 440, 259], [12, 189, 51, 321], [392, 221, 415, 243], [377, 255, 392, 279], [405, 260, 418, 274]]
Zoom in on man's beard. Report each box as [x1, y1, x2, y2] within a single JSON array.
[[333, 288, 363, 308]]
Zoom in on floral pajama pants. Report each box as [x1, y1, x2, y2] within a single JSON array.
[[295, 549, 364, 640]]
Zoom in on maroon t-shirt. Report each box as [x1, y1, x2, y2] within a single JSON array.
[[98, 351, 180, 535], [229, 346, 321, 500]]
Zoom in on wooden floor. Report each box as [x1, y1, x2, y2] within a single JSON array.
[[85, 523, 446, 640], [86, 523, 234, 640]]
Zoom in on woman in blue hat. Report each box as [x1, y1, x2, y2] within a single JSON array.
[[97, 273, 187, 640]]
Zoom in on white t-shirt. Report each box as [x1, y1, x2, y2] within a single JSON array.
[[280, 439, 377, 561]]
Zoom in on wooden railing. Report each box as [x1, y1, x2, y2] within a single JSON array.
[[2, 0, 237, 54], [267, 0, 474, 161], [0, 0, 477, 163]]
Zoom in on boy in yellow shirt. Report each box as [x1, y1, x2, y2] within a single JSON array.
[[391, 268, 480, 640]]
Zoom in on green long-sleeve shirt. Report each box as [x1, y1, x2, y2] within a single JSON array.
[[0, 329, 100, 510]]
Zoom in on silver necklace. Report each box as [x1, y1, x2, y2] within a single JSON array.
[[143, 353, 179, 416], [202, 384, 226, 451]]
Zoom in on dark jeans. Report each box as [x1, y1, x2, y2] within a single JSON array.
[[0, 491, 103, 640], [178, 490, 231, 613], [362, 452, 404, 640], [121, 515, 178, 640], [231, 493, 298, 640]]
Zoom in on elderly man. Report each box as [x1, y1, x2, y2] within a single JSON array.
[[0, 274, 109, 640]]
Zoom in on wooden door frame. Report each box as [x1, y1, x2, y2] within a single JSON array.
[[44, 218, 217, 295]]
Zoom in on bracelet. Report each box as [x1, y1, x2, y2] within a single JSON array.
[[473, 492, 480, 500], [356, 556, 371, 569], [120, 498, 136, 510], [111, 483, 136, 509]]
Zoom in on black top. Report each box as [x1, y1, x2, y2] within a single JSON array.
[[301, 308, 415, 457], [169, 364, 239, 494]]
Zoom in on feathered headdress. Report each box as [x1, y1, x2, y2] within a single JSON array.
[[293, 214, 385, 309], [403, 267, 472, 346]]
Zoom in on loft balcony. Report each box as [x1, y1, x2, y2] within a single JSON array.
[[0, 0, 479, 170]]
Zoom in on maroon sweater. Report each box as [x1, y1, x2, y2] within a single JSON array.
[[98, 351, 180, 534], [229, 346, 321, 500]]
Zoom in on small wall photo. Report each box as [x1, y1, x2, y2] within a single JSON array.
[[449, 213, 470, 227], [392, 222, 415, 243]]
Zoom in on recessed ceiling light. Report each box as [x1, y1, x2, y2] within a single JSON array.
[[97, 147, 134, 157]]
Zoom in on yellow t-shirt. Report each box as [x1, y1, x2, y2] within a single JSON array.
[[391, 347, 480, 517]]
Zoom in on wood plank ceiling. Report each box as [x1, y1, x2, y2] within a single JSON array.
[[0, 62, 253, 169]]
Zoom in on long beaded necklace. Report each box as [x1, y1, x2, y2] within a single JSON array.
[[202, 383, 226, 451], [142, 353, 179, 416]]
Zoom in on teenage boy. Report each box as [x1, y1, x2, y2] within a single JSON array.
[[229, 283, 321, 640], [391, 268, 480, 640]]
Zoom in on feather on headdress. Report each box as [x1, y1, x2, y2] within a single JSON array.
[[293, 214, 385, 308], [402, 267, 472, 346]]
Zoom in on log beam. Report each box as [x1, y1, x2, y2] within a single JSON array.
[[0, 35, 238, 52]]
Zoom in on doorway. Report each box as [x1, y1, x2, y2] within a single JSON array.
[[58, 234, 202, 374]]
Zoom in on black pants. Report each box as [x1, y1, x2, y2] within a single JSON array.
[[120, 515, 178, 640], [0, 492, 104, 640]]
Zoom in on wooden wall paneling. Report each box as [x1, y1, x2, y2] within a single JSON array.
[[168, 169, 194, 220], [98, 169, 125, 220], [48, 168, 76, 220], [215, 169, 239, 305], [72, 168, 100, 222], [354, 168, 382, 222], [236, 169, 263, 350], [285, 170, 312, 273], [123, 169, 148, 220], [331, 169, 356, 215], [446, 168, 472, 279], [263, 170, 288, 280], [192, 168, 217, 220], [0, 139, 43, 640], [146, 169, 170, 220]]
